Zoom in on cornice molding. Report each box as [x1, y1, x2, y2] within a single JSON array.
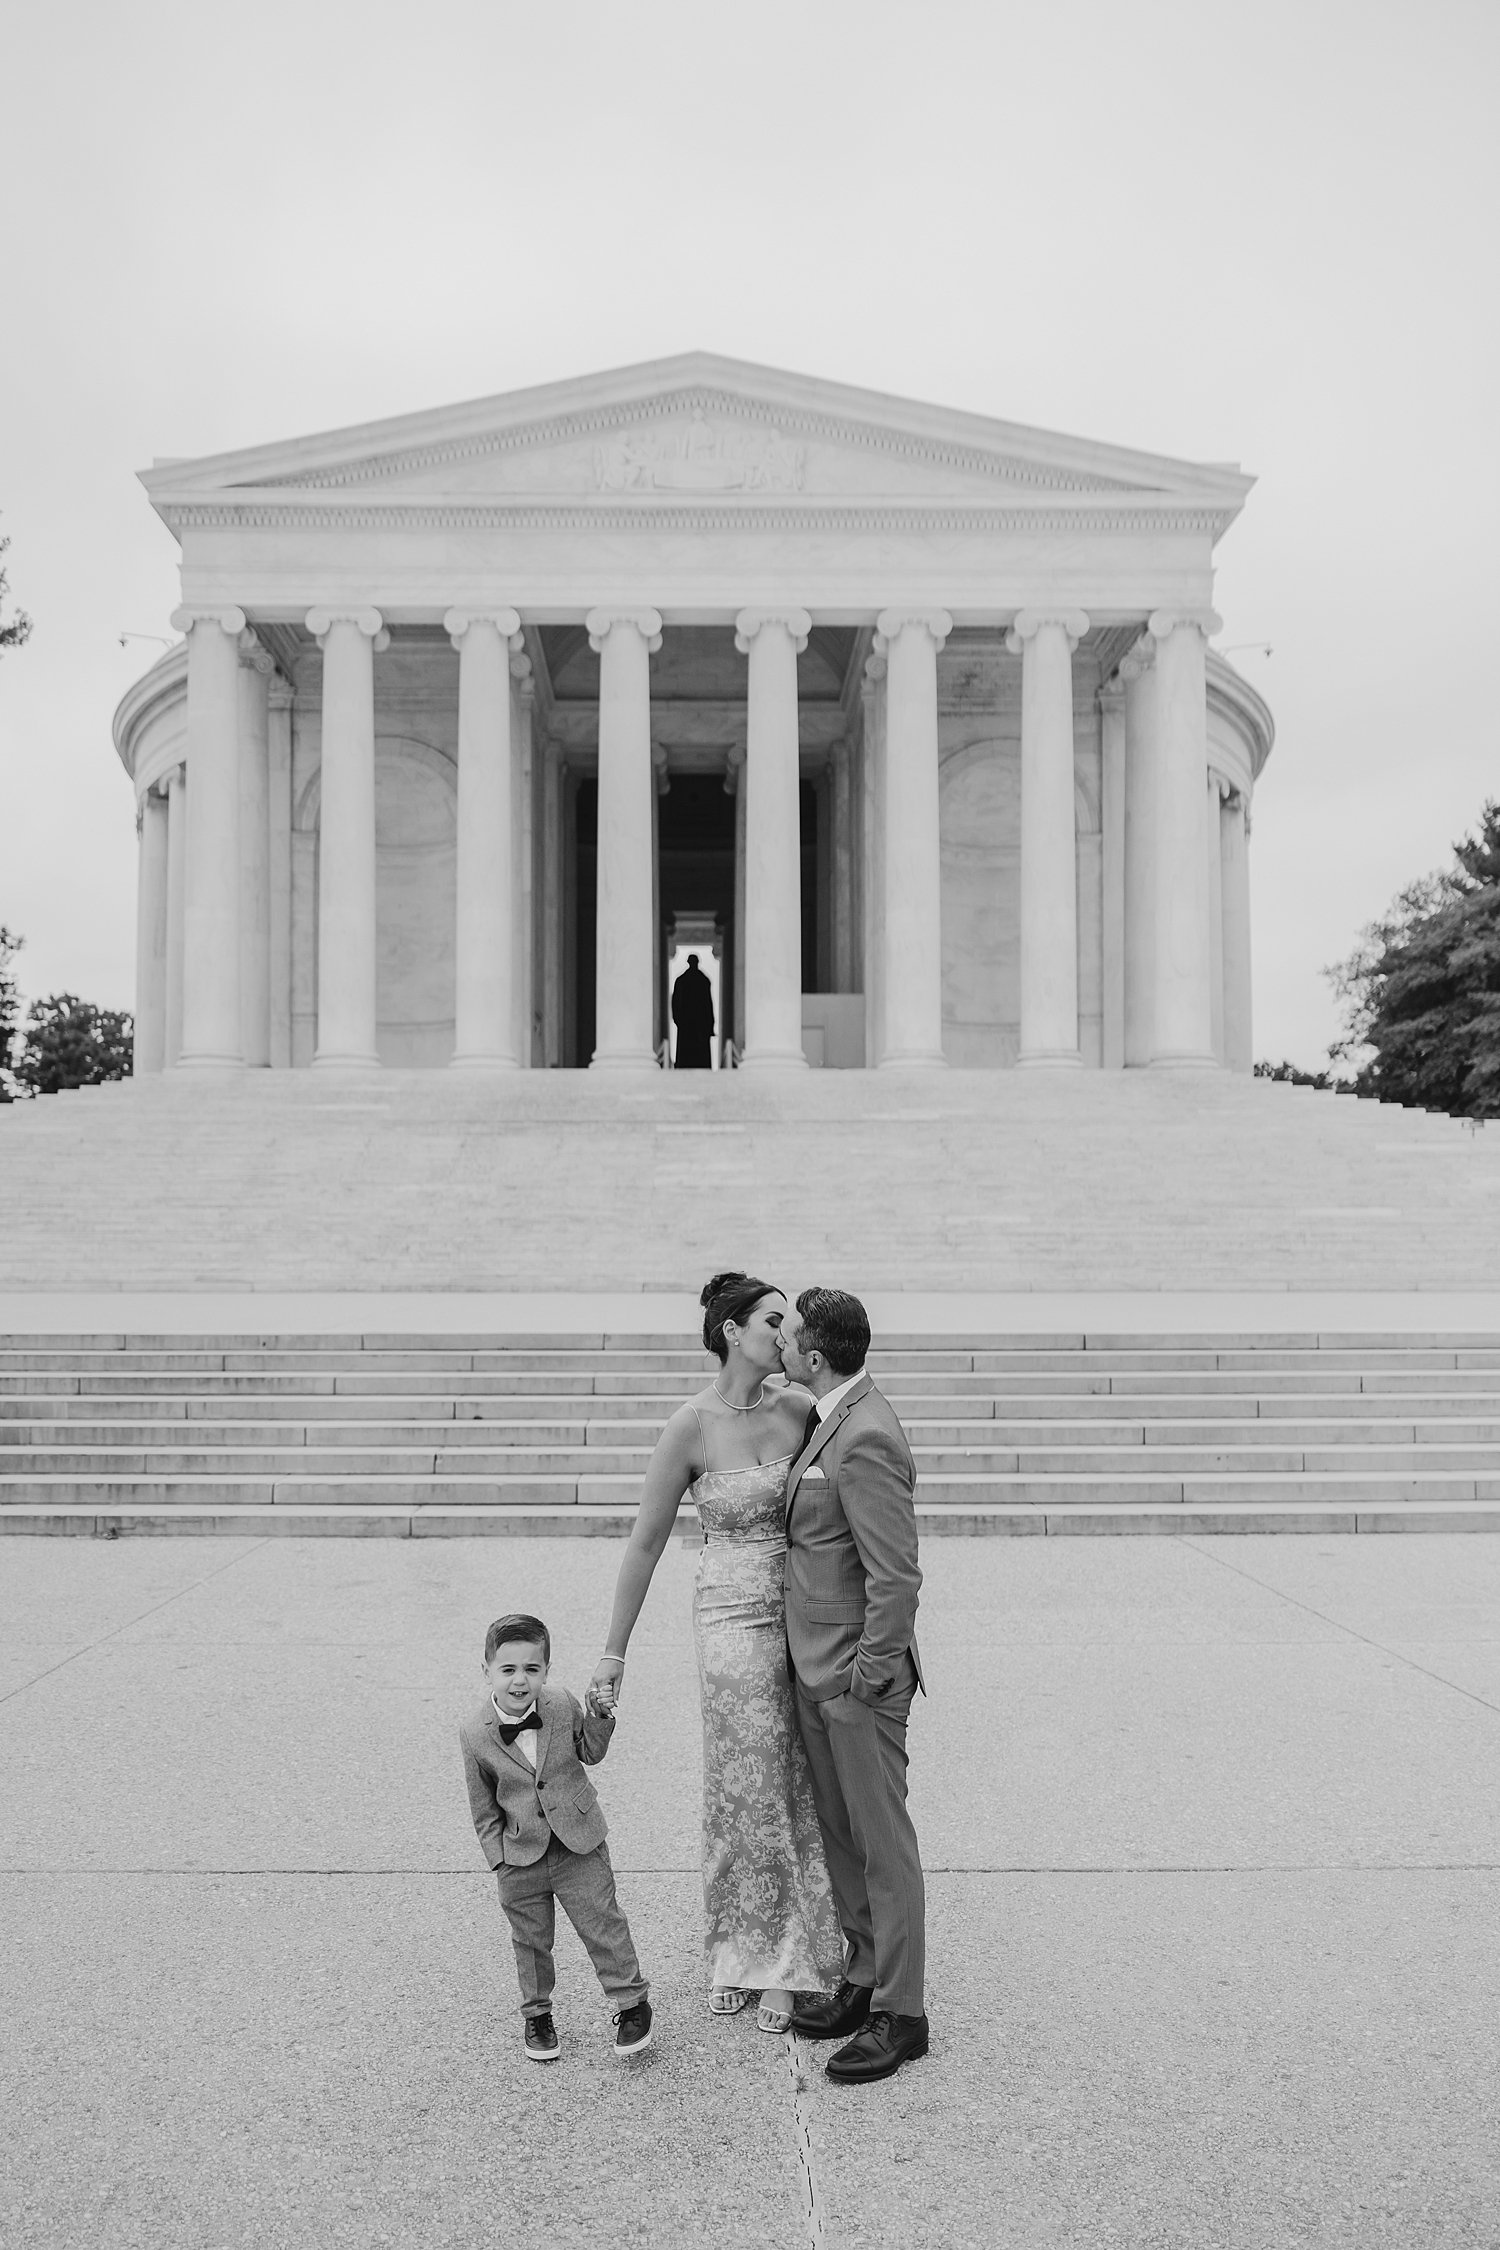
[[156, 497, 1239, 540]]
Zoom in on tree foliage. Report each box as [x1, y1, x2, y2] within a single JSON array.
[[1327, 802, 1500, 1117], [0, 521, 32, 656], [0, 927, 23, 1100], [11, 994, 134, 1097]]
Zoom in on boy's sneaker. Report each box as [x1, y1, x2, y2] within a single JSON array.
[[524, 2013, 560, 2063], [612, 1999, 653, 2057]]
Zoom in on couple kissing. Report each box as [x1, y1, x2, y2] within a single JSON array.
[[593, 1273, 928, 2085]]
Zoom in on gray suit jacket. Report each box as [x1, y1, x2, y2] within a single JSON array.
[[458, 1683, 614, 1870], [784, 1374, 924, 1705]]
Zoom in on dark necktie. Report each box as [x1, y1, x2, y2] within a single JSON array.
[[499, 1709, 542, 1746], [797, 1403, 821, 1460]]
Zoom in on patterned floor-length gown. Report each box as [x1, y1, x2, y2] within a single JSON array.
[[690, 1452, 844, 1994]]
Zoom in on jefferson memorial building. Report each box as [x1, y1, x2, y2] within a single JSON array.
[[115, 354, 1273, 1079]]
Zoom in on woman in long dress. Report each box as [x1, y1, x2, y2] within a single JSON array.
[[591, 1271, 843, 2030]]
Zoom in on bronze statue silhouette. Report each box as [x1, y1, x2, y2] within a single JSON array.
[[671, 954, 715, 1070]]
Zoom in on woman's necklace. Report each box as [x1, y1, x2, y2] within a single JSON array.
[[712, 1380, 766, 1412]]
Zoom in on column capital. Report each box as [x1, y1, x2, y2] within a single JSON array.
[[586, 605, 662, 654], [1006, 609, 1089, 654], [734, 605, 811, 655], [723, 743, 745, 796], [874, 607, 952, 655], [862, 651, 887, 690], [1098, 675, 1126, 714], [1117, 633, 1156, 684], [306, 607, 389, 651], [443, 605, 522, 649], [652, 742, 670, 796], [170, 605, 246, 638], [1147, 607, 1222, 643], [268, 674, 295, 712], [509, 648, 533, 684], [236, 628, 278, 678]]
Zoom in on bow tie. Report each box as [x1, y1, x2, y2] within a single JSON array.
[[499, 1709, 542, 1746]]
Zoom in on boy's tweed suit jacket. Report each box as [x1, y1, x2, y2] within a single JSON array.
[[459, 1683, 615, 1870]]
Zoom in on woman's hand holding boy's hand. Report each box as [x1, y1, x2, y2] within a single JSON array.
[[588, 1657, 624, 1713]]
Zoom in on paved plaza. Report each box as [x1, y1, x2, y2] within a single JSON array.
[[5, 1533, 1500, 2248]]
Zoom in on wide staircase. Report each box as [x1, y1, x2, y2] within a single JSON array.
[[3, 1331, 1498, 1536], [0, 1066, 1497, 1291]]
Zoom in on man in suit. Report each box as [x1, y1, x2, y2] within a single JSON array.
[[777, 1287, 928, 2083]]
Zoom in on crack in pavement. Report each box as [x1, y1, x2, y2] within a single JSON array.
[[783, 2032, 828, 2249], [1181, 1536, 1500, 1720], [0, 1540, 270, 1710]]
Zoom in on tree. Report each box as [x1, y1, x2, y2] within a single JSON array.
[[1327, 802, 1500, 1117], [0, 519, 32, 656], [0, 927, 22, 1100], [12, 995, 134, 1097]]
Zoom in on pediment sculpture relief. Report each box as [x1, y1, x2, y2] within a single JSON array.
[[594, 414, 805, 494]]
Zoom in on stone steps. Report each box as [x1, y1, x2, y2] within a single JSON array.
[[1, 1069, 1496, 1292], [3, 1331, 1498, 1535]]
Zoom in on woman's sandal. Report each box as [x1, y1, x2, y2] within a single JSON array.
[[756, 1991, 794, 2034], [708, 1987, 748, 2017]]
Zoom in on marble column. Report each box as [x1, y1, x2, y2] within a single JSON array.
[[1120, 636, 1158, 1067], [237, 634, 274, 1069], [1221, 789, 1254, 1072], [445, 607, 522, 1068], [1008, 609, 1089, 1066], [308, 607, 388, 1068], [586, 606, 661, 1070], [515, 652, 536, 1068], [728, 744, 746, 1057], [267, 677, 294, 1069], [861, 659, 885, 1064], [542, 747, 562, 1067], [831, 739, 854, 993], [133, 787, 170, 1074], [164, 765, 187, 1066], [1098, 676, 1126, 1070], [1147, 608, 1220, 1067], [170, 604, 245, 1068], [736, 606, 811, 1068], [874, 608, 950, 1067], [1206, 769, 1226, 1063]]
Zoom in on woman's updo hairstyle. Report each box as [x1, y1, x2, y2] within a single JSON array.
[[700, 1270, 779, 1364]]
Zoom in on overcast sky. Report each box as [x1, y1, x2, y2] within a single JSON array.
[[2, 0, 1496, 1065]]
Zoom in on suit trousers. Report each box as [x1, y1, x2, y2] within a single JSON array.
[[495, 1836, 647, 2019], [793, 1657, 925, 2017]]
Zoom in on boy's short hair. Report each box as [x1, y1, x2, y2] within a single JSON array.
[[484, 1612, 551, 1665]]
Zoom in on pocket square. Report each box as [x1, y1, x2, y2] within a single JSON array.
[[802, 1464, 827, 1480]]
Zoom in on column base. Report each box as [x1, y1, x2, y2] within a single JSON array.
[[589, 1052, 658, 1073], [312, 1052, 382, 1071], [1018, 1050, 1083, 1069], [740, 1049, 809, 1071], [174, 1053, 245, 1072], [877, 1051, 947, 1069], [450, 1053, 521, 1072], [1147, 1052, 1221, 1071]]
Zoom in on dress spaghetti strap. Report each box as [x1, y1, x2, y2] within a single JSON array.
[[689, 1401, 709, 1477]]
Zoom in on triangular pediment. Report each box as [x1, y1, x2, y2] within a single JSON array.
[[142, 352, 1252, 516]]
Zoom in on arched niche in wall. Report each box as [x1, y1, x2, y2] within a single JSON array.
[[295, 735, 457, 1066], [938, 735, 1102, 1068]]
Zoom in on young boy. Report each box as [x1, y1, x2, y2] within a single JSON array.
[[459, 1610, 652, 2062]]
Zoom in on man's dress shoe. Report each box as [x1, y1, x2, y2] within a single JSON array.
[[825, 2010, 929, 2083], [787, 1980, 872, 2041]]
